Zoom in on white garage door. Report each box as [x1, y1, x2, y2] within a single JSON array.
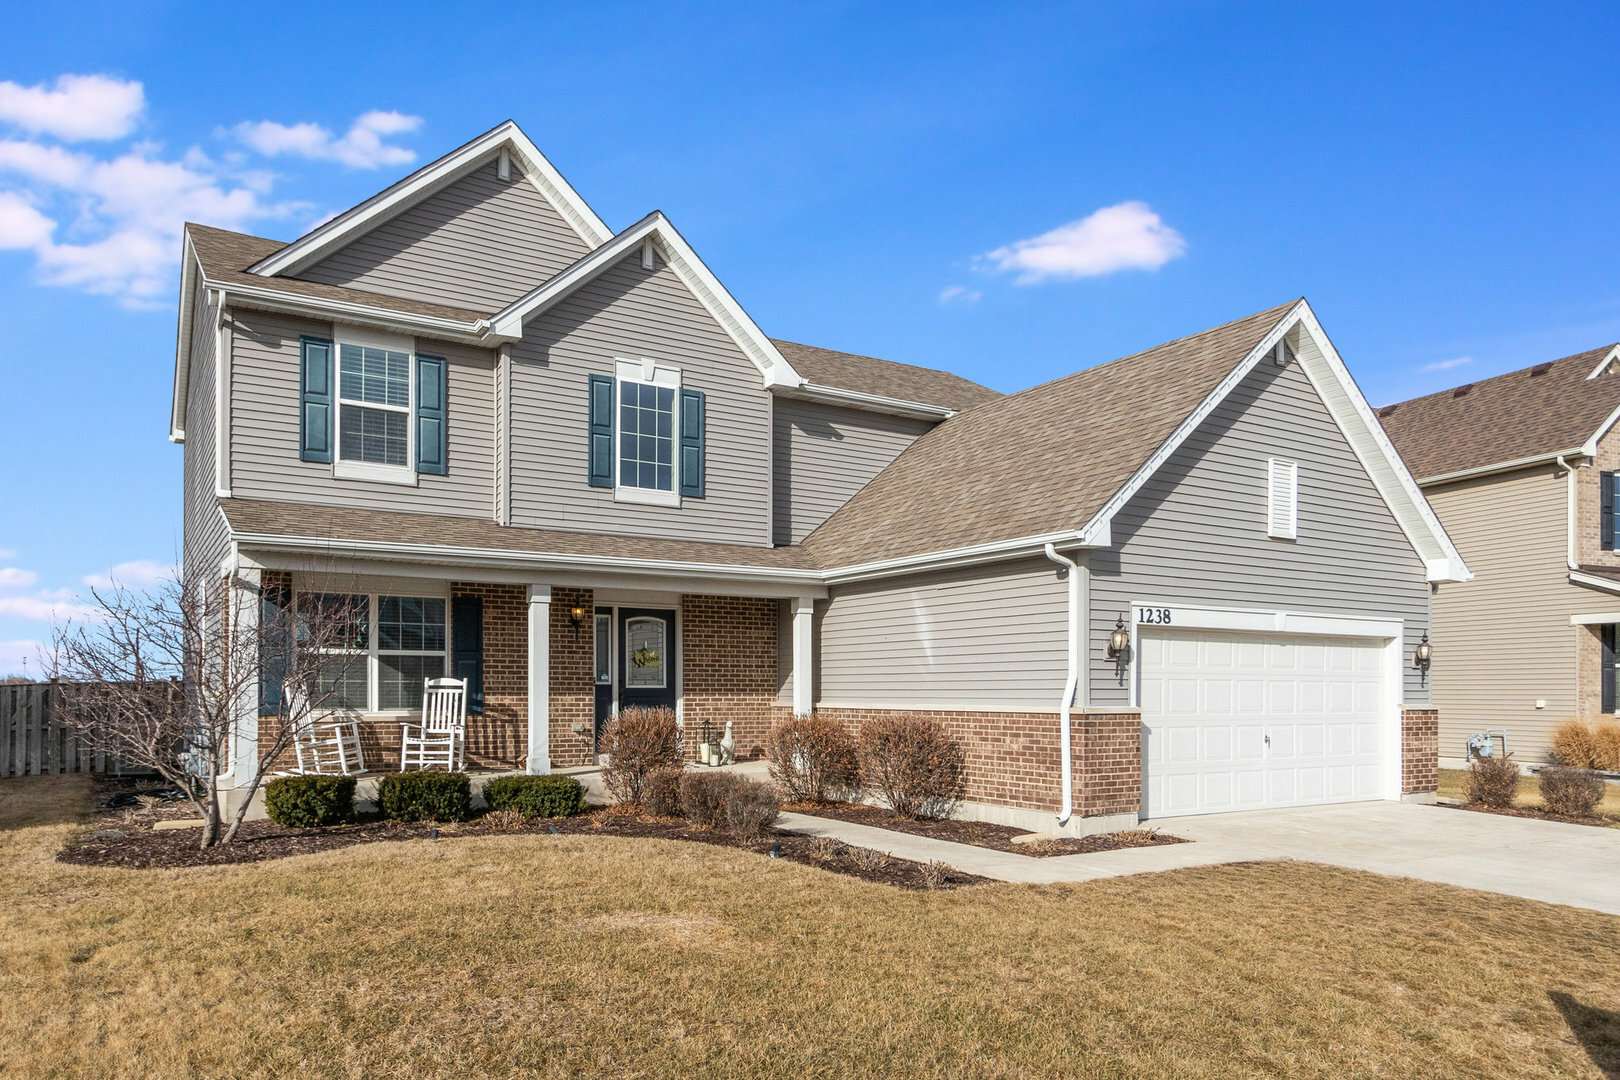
[[1140, 629, 1388, 818]]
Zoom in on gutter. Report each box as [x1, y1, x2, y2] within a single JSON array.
[[208, 277, 503, 346], [774, 381, 959, 422], [1416, 449, 1582, 488], [1042, 543, 1086, 827], [1556, 455, 1583, 570]]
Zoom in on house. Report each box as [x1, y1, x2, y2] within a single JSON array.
[[171, 121, 1464, 831], [1380, 348, 1620, 767]]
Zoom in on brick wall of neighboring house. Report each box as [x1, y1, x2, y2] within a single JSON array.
[[454, 582, 529, 770], [1576, 622, 1605, 723], [769, 706, 1144, 818], [548, 586, 596, 769], [1575, 430, 1620, 569], [1402, 707, 1440, 794], [682, 595, 777, 761]]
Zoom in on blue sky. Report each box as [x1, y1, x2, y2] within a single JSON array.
[[0, 1, 1617, 673]]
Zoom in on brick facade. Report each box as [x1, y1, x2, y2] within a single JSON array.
[[547, 586, 596, 769], [773, 705, 1143, 818], [681, 594, 777, 761], [1401, 707, 1439, 794], [453, 582, 529, 770]]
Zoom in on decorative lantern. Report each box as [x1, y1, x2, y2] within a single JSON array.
[[1106, 614, 1130, 661], [1414, 632, 1433, 684]]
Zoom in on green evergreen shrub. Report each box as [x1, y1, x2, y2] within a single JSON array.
[[377, 771, 471, 822], [482, 775, 586, 819], [264, 774, 357, 828]]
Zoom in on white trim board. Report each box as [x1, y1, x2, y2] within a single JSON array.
[[1570, 571, 1620, 597], [248, 121, 611, 278]]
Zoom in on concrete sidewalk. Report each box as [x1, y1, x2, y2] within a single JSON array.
[[777, 801, 1620, 916]]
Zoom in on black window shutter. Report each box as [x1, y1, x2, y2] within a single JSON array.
[[1604, 472, 1616, 551], [587, 374, 614, 488], [452, 593, 484, 714], [414, 354, 447, 475], [679, 388, 706, 498], [299, 336, 334, 463], [258, 581, 292, 716], [1603, 625, 1617, 714]]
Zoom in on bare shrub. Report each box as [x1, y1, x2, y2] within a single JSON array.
[[767, 713, 860, 803], [679, 771, 745, 828], [641, 767, 685, 818], [725, 781, 782, 841], [601, 707, 682, 805], [857, 714, 966, 819], [850, 846, 891, 872], [808, 836, 846, 862], [1538, 766, 1606, 819], [481, 809, 527, 832], [1549, 720, 1620, 771], [920, 860, 954, 889], [1465, 755, 1520, 809], [1598, 724, 1620, 773]]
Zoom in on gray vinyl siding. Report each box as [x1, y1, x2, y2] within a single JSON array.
[[1088, 356, 1433, 707], [298, 159, 591, 312], [227, 307, 496, 518], [508, 249, 771, 545], [182, 276, 230, 583], [773, 399, 932, 545], [813, 557, 1070, 710]]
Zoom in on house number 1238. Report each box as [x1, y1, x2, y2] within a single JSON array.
[[1137, 608, 1172, 625]]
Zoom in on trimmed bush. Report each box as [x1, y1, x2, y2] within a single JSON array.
[[1538, 765, 1606, 818], [483, 775, 586, 819], [641, 767, 685, 817], [377, 771, 471, 822], [725, 781, 782, 841], [1550, 719, 1620, 771], [1464, 755, 1520, 809], [264, 774, 356, 828], [601, 706, 683, 804], [679, 771, 746, 828], [857, 714, 966, 819], [767, 713, 860, 803]]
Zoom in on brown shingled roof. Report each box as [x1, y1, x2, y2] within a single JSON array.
[[772, 339, 1002, 413], [1378, 345, 1620, 481], [801, 301, 1300, 566]]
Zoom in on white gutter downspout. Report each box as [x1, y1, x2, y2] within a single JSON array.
[[1043, 544, 1086, 826], [1557, 455, 1580, 570]]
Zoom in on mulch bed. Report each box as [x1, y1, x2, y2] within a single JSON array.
[[59, 783, 988, 890], [785, 801, 1189, 856], [1440, 800, 1620, 830]]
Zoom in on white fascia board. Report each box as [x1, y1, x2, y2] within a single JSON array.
[[1584, 345, 1620, 380], [776, 381, 956, 421], [247, 121, 611, 278], [820, 531, 1093, 585], [1570, 570, 1620, 596], [489, 211, 803, 388], [1129, 599, 1403, 641], [1571, 609, 1620, 624], [229, 531, 825, 589], [170, 232, 201, 442], [1416, 450, 1583, 487], [211, 278, 495, 345]]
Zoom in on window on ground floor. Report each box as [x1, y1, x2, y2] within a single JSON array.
[[296, 589, 447, 713]]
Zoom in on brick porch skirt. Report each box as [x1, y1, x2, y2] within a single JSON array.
[[1401, 707, 1439, 794], [770, 706, 1143, 818]]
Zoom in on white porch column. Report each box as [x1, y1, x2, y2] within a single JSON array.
[[526, 584, 552, 775], [791, 596, 815, 716], [226, 558, 260, 790]]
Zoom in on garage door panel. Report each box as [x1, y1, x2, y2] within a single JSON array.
[[1142, 628, 1388, 818]]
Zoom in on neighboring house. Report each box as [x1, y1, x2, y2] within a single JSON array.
[[172, 121, 1465, 831], [1380, 347, 1620, 766]]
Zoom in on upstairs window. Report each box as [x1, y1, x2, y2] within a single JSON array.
[[620, 376, 676, 496], [586, 359, 705, 506], [1602, 471, 1620, 551], [340, 344, 411, 468], [298, 329, 448, 484]]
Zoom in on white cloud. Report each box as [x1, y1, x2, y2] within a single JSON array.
[[984, 201, 1187, 284], [234, 110, 422, 169], [938, 285, 982, 305], [0, 192, 54, 249], [0, 74, 144, 141], [83, 559, 170, 589], [1423, 356, 1472, 372], [0, 594, 99, 623], [0, 567, 38, 589], [0, 549, 15, 560], [0, 640, 42, 678]]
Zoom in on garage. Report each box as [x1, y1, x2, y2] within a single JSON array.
[[1139, 628, 1390, 818]]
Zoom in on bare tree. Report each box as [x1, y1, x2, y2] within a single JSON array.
[[48, 567, 365, 848]]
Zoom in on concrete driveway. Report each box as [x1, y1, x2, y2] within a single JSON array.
[[779, 800, 1620, 915]]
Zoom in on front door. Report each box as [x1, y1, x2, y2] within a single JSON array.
[[617, 608, 677, 714]]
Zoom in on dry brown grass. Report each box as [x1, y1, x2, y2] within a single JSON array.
[[1439, 767, 1620, 825], [1, 774, 1618, 1079]]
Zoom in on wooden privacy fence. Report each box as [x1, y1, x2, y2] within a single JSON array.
[[0, 681, 131, 777]]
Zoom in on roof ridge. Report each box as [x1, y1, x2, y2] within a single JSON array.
[[1386, 343, 1620, 409]]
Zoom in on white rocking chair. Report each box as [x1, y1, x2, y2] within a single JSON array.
[[291, 719, 366, 776], [400, 677, 468, 771]]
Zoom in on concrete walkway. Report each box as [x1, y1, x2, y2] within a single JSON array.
[[777, 801, 1620, 916]]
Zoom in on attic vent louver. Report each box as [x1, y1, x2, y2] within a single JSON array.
[[1453, 384, 1473, 398], [1529, 363, 1552, 376]]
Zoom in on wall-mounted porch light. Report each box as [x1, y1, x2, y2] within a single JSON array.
[[569, 606, 585, 630], [1414, 632, 1433, 685], [1106, 613, 1130, 678]]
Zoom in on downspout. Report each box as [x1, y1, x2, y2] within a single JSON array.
[[1556, 455, 1579, 570], [1043, 544, 1084, 826]]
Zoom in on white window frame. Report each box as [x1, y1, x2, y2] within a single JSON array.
[[1267, 457, 1299, 540], [333, 326, 419, 487], [298, 585, 449, 715], [612, 357, 681, 508]]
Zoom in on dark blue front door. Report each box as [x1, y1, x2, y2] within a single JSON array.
[[618, 608, 676, 713]]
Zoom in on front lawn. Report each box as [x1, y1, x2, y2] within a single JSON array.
[[1, 775, 1617, 1079], [1439, 767, 1620, 825]]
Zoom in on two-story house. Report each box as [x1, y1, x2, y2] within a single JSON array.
[[173, 121, 1466, 832], [1381, 349, 1620, 766]]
